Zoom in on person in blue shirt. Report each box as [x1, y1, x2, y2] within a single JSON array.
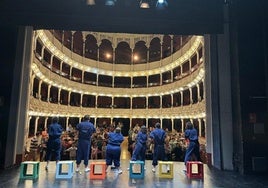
[[45, 117, 63, 171], [131, 125, 148, 162], [106, 127, 124, 174], [149, 122, 167, 173], [76, 115, 96, 173], [184, 121, 201, 168]]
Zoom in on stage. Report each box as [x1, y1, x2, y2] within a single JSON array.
[[1, 160, 268, 188]]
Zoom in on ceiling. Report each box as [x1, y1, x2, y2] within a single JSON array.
[[0, 0, 224, 35]]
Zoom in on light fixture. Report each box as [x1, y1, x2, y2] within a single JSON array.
[[105, 0, 116, 6], [140, 0, 150, 9], [86, 0, 95, 5], [106, 53, 112, 59], [156, 0, 168, 9], [133, 54, 139, 61]]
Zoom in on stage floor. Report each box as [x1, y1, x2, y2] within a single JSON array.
[[0, 160, 268, 188]]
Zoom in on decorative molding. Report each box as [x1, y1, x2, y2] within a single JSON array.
[[29, 96, 205, 119], [32, 58, 204, 97], [37, 30, 203, 76]]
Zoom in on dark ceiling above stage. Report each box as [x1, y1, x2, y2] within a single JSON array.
[[0, 0, 224, 34]]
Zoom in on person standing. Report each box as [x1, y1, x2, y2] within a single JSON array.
[[76, 115, 96, 173], [39, 134, 48, 162], [29, 132, 40, 161], [149, 122, 167, 173], [184, 121, 201, 170], [106, 127, 124, 174], [131, 125, 148, 163], [45, 117, 63, 171]]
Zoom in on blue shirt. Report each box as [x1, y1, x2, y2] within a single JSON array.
[[48, 123, 63, 140], [108, 132, 124, 146], [76, 121, 96, 140], [150, 128, 166, 145], [136, 131, 147, 145], [185, 128, 198, 141]]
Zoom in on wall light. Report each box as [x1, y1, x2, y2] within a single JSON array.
[[140, 0, 151, 9], [105, 0, 116, 6], [156, 0, 168, 10], [86, 0, 95, 5]]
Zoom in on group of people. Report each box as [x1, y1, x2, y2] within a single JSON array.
[[44, 115, 95, 172], [43, 115, 125, 173], [36, 115, 201, 174], [129, 121, 200, 172]]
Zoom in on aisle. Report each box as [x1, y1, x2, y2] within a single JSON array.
[[120, 137, 131, 160]]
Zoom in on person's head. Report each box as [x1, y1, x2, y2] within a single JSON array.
[[84, 115, 90, 121], [115, 127, 121, 133], [155, 122, 161, 129], [52, 117, 59, 124], [141, 125, 147, 133], [186, 121, 193, 129]]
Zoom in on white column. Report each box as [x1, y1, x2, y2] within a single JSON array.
[[197, 84, 201, 102], [95, 95, 98, 108], [68, 91, 71, 105], [38, 81, 42, 100], [66, 117, 69, 129], [198, 119, 202, 137], [44, 117, 48, 129], [189, 59, 192, 71], [60, 61, 63, 72], [34, 117, 39, 135], [189, 88, 193, 104], [50, 54, 53, 67], [80, 93, 83, 107], [41, 46, 45, 58], [58, 88, 61, 104], [47, 85, 51, 102], [181, 119, 185, 132], [180, 91, 183, 106], [82, 70, 84, 83], [69, 67, 72, 79], [129, 118, 132, 129]]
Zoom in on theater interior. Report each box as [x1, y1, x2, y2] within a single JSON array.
[[0, 0, 268, 187]]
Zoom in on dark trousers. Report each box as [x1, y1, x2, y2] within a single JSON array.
[[152, 145, 166, 166], [184, 141, 200, 165], [45, 139, 61, 161], [76, 139, 90, 166], [131, 142, 146, 162], [106, 144, 121, 167]]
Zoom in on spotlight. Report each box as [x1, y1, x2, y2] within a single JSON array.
[[86, 0, 96, 5], [105, 0, 116, 6], [140, 0, 150, 9], [156, 0, 168, 9]]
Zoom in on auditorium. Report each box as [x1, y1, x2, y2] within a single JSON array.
[[0, 0, 267, 187]]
